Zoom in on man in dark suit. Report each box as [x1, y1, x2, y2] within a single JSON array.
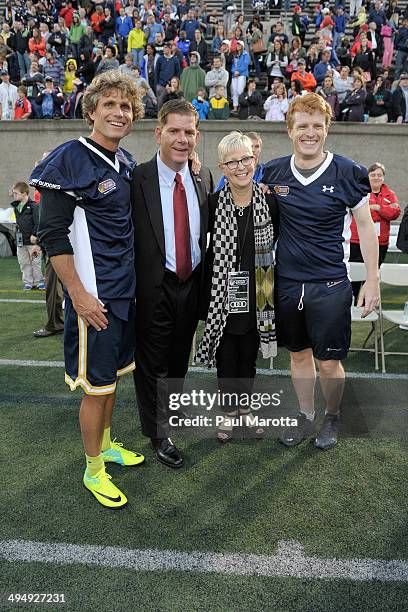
[[131, 99, 213, 468]]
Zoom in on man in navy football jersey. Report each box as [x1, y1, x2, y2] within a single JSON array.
[[30, 71, 145, 509], [263, 93, 379, 450]]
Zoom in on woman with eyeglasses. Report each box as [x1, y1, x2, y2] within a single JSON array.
[[195, 132, 279, 442], [349, 162, 400, 301]]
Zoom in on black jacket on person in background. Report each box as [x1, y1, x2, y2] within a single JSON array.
[[11, 199, 39, 245], [390, 86, 407, 122], [238, 89, 263, 119]]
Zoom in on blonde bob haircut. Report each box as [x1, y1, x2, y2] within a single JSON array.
[[286, 92, 332, 130], [218, 131, 254, 164], [82, 70, 144, 126]]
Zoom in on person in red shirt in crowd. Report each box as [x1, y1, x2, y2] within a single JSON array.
[[60, 1, 74, 29], [14, 86, 32, 119], [91, 6, 105, 38], [291, 58, 317, 91], [28, 27, 46, 57], [350, 161, 401, 300]]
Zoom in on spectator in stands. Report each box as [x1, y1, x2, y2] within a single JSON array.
[[229, 26, 245, 55], [118, 53, 135, 78], [391, 72, 408, 123], [212, 23, 225, 52], [369, 0, 387, 31], [139, 81, 158, 118], [333, 6, 349, 50], [365, 75, 392, 122], [247, 19, 264, 80], [128, 20, 147, 68], [220, 39, 233, 73], [141, 43, 159, 93], [48, 22, 67, 61], [316, 73, 340, 119], [381, 13, 399, 69], [333, 64, 353, 102], [63, 58, 77, 96], [155, 40, 180, 108], [352, 32, 376, 81], [180, 8, 201, 42], [10, 20, 30, 79], [14, 85, 31, 119], [115, 7, 133, 60], [0, 69, 18, 119], [268, 21, 289, 53], [42, 50, 65, 88], [91, 6, 105, 39], [192, 87, 210, 119], [60, 1, 74, 29], [291, 57, 317, 91], [288, 78, 306, 100], [394, 16, 408, 78], [180, 51, 206, 102], [230, 40, 249, 112], [313, 48, 333, 85], [130, 65, 157, 102], [205, 54, 229, 98], [29, 27, 46, 58], [266, 38, 288, 85], [208, 84, 230, 119], [79, 25, 96, 57], [340, 74, 366, 121], [177, 30, 191, 64], [75, 50, 95, 85], [35, 76, 64, 118], [349, 0, 362, 19], [350, 6, 367, 36], [21, 59, 44, 117], [367, 22, 381, 61], [287, 36, 307, 74], [306, 42, 320, 71], [292, 5, 308, 45], [207, 9, 221, 38], [99, 8, 115, 46], [161, 75, 184, 104], [350, 162, 400, 300], [96, 46, 120, 74], [10, 181, 44, 290], [189, 29, 208, 69], [264, 81, 289, 120], [223, 0, 237, 37], [67, 13, 85, 60], [319, 15, 335, 46], [64, 77, 85, 119], [238, 78, 263, 119]]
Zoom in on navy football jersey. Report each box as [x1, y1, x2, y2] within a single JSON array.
[[263, 152, 370, 282], [30, 137, 136, 302]]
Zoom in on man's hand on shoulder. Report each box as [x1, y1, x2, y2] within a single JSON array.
[[70, 288, 108, 331]]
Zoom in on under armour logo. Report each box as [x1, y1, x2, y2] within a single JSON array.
[[322, 185, 334, 193]]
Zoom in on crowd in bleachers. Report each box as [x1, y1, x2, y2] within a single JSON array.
[[0, 0, 407, 121]]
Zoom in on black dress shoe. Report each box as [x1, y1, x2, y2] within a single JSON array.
[[151, 438, 184, 468]]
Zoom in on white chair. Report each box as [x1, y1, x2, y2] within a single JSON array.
[[349, 262, 383, 372], [379, 263, 408, 372]]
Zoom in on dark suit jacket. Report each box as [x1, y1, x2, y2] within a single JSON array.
[[131, 154, 214, 330]]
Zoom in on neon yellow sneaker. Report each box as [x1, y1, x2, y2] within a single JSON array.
[[101, 439, 145, 467], [83, 467, 128, 509]]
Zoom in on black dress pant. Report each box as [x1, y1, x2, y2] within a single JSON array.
[[216, 328, 260, 413], [44, 256, 64, 332], [133, 269, 200, 439]]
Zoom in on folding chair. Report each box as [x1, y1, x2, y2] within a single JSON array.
[[349, 262, 383, 372], [379, 263, 408, 373]]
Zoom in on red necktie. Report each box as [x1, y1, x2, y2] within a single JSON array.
[[173, 172, 192, 281]]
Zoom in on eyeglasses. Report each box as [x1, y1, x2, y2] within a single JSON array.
[[222, 155, 254, 170]]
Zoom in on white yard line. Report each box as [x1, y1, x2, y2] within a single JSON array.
[[0, 360, 407, 379], [1, 539, 408, 582], [0, 299, 46, 304]]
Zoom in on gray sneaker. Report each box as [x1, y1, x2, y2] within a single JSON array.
[[280, 413, 316, 447], [315, 414, 339, 450]]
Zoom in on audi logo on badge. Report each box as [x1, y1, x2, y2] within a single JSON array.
[[230, 301, 247, 308]]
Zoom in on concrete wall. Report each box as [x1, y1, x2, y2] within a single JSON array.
[[1, 120, 408, 207]]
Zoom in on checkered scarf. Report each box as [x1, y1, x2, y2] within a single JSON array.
[[195, 181, 276, 368]]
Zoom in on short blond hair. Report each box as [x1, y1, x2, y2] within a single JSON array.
[[218, 131, 253, 164], [82, 70, 144, 126]]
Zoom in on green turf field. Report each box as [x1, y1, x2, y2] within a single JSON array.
[[1, 256, 408, 612]]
